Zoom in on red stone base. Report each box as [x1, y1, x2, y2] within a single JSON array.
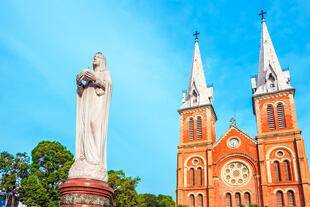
[[59, 178, 114, 207]]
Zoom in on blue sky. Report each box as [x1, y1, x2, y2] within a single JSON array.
[[1, 0, 310, 199]]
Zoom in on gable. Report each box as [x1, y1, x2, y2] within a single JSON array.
[[212, 125, 258, 163]]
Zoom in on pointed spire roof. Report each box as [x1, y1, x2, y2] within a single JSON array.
[[181, 37, 214, 109], [252, 16, 292, 95]]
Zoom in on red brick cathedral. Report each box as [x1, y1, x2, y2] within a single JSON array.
[[175, 17, 310, 207]]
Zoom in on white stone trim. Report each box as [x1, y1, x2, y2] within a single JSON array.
[[275, 100, 286, 106], [262, 100, 286, 108], [267, 160, 272, 182], [284, 188, 297, 193], [266, 145, 298, 182], [223, 190, 233, 196], [280, 158, 291, 163], [276, 150, 285, 158], [186, 116, 195, 121], [213, 125, 256, 149], [243, 190, 253, 195], [187, 192, 195, 197], [185, 154, 206, 166], [187, 192, 205, 197], [270, 158, 281, 163], [273, 188, 284, 194], [195, 115, 204, 120], [233, 190, 242, 195], [272, 188, 297, 194], [184, 155, 207, 186], [196, 165, 203, 170]]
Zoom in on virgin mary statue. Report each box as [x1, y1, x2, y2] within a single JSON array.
[[69, 52, 112, 182]]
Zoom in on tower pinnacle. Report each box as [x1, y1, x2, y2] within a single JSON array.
[[251, 12, 292, 95], [180, 34, 214, 109]]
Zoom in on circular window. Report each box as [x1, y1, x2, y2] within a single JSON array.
[[276, 151, 284, 157], [192, 159, 199, 165], [221, 161, 251, 186]]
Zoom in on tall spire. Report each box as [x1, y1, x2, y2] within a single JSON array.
[[181, 33, 214, 109], [251, 11, 291, 94]]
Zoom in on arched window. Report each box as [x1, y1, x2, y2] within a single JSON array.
[[274, 161, 281, 181], [235, 192, 241, 206], [198, 194, 203, 207], [277, 103, 286, 129], [190, 168, 195, 186], [226, 193, 232, 207], [189, 118, 194, 140], [244, 192, 251, 206], [267, 104, 275, 130], [287, 190, 296, 206], [197, 116, 202, 139], [198, 167, 202, 186], [284, 160, 292, 181], [190, 194, 195, 207], [277, 191, 284, 206]]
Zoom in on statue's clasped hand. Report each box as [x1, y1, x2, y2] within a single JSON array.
[[84, 71, 96, 82]]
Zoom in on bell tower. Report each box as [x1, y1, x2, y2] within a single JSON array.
[[176, 33, 216, 207], [251, 12, 310, 207]]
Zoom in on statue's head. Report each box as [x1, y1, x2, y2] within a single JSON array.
[[92, 52, 107, 71]]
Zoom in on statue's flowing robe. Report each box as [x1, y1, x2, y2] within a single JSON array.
[[69, 68, 112, 182]]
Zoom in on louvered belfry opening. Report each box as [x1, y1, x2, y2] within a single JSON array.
[[267, 104, 276, 130], [277, 103, 286, 129], [274, 161, 281, 181], [197, 116, 202, 139], [189, 118, 194, 140], [277, 191, 284, 206], [287, 190, 296, 206], [284, 160, 292, 181]]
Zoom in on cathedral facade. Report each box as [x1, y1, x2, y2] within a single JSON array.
[[175, 18, 310, 207]]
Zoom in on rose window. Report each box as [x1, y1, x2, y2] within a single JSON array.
[[221, 161, 251, 186]]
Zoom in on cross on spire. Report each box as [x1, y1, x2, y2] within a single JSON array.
[[193, 31, 200, 41], [258, 10, 267, 21]]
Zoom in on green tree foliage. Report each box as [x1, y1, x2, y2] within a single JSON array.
[[19, 141, 73, 207], [157, 194, 175, 207], [108, 170, 141, 207], [137, 193, 175, 207], [2, 141, 175, 207], [137, 193, 158, 207], [0, 151, 30, 206], [19, 175, 49, 206]]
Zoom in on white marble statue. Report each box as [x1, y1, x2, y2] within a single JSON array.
[[69, 52, 112, 182]]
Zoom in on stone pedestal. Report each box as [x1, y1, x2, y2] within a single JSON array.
[[59, 178, 114, 207]]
